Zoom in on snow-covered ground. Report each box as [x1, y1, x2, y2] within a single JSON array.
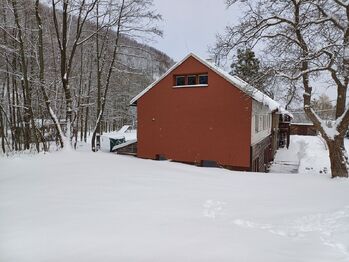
[[1, 136, 349, 261]]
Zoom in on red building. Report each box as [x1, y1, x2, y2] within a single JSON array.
[[130, 53, 288, 172]]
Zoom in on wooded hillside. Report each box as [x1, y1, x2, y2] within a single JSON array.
[[0, 0, 174, 152]]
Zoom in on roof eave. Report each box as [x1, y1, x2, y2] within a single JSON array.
[[129, 53, 283, 113], [129, 53, 196, 106]]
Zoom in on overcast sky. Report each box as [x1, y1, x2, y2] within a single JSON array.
[[151, 0, 239, 62]]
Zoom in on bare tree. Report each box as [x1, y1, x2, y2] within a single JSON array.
[[51, 0, 98, 148], [10, 0, 40, 152], [90, 0, 163, 151], [35, 0, 64, 148], [0, 0, 171, 153], [213, 0, 349, 177]]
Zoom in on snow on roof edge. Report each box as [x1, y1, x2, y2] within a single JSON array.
[[130, 53, 289, 114], [130, 53, 193, 105], [291, 122, 314, 126], [278, 107, 294, 118]]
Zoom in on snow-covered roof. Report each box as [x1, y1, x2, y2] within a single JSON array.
[[291, 111, 313, 124], [291, 123, 314, 126], [277, 107, 294, 118], [130, 53, 288, 114]]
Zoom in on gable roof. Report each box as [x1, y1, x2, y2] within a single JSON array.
[[130, 53, 286, 113]]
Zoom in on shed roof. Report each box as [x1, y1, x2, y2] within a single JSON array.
[[130, 53, 288, 114], [291, 111, 313, 124]]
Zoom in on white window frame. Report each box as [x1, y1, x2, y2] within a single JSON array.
[[173, 74, 208, 88]]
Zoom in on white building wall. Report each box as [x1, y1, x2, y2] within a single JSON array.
[[251, 100, 272, 145]]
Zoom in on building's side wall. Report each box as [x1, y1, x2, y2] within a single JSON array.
[[251, 100, 272, 145], [271, 113, 280, 156], [251, 136, 272, 172], [137, 56, 252, 168], [250, 100, 273, 172]]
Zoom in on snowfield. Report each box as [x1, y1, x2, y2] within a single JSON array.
[[1, 136, 349, 261]]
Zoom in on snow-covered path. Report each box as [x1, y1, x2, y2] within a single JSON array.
[[270, 135, 331, 175], [1, 139, 349, 261]]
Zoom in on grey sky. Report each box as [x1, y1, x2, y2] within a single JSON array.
[[152, 0, 239, 62]]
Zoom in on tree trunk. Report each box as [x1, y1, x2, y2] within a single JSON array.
[[11, 0, 40, 152], [80, 109, 84, 142], [327, 139, 348, 178], [84, 63, 93, 143], [35, 0, 64, 149], [93, 3, 102, 152], [0, 112, 5, 153], [91, 0, 125, 152]]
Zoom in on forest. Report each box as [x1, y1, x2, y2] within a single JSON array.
[[0, 0, 173, 153]]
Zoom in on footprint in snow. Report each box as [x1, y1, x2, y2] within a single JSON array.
[[233, 206, 349, 259], [203, 200, 226, 219], [232, 219, 301, 238]]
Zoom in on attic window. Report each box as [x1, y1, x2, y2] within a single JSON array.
[[188, 75, 197, 85], [173, 74, 208, 88], [199, 74, 208, 85], [175, 76, 185, 86]]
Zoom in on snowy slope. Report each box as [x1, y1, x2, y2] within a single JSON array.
[[1, 137, 349, 261]]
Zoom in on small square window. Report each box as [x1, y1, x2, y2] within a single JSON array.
[[188, 75, 197, 85], [199, 74, 208, 85], [175, 76, 185, 86]]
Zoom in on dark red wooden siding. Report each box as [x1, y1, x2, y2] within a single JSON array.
[[137, 56, 252, 168]]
